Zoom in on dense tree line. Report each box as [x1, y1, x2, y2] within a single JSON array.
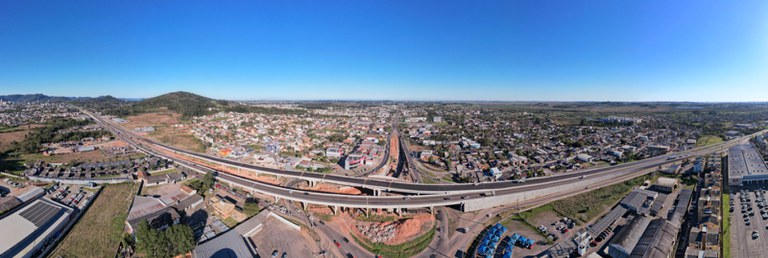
[[12, 118, 111, 153], [134, 221, 195, 257], [224, 104, 305, 115]]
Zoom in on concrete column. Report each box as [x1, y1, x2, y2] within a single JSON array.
[[331, 205, 338, 215], [429, 206, 434, 215], [366, 208, 370, 218], [301, 202, 308, 211]]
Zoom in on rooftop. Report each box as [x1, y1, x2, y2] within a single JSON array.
[[0, 198, 73, 256], [607, 216, 651, 258], [630, 219, 678, 258], [728, 144, 768, 177]]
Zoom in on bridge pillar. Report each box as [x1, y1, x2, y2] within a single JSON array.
[[275, 196, 281, 203], [429, 206, 434, 215], [301, 202, 308, 211], [331, 205, 338, 215], [366, 208, 370, 218]]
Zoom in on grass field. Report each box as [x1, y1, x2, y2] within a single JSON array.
[[52, 183, 138, 258], [551, 175, 648, 223], [0, 125, 42, 151], [121, 110, 206, 153], [149, 167, 180, 176], [697, 135, 724, 147], [352, 226, 435, 258], [22, 151, 109, 164], [722, 194, 731, 258]]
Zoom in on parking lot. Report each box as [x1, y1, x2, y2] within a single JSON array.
[[730, 188, 768, 258], [250, 216, 319, 257]]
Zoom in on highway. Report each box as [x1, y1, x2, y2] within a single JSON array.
[[82, 109, 761, 210], [86, 109, 748, 195]]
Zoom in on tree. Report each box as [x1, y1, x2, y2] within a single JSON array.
[[134, 221, 194, 257], [242, 200, 260, 217], [201, 172, 215, 193]]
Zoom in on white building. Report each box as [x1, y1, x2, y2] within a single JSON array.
[[0, 198, 74, 257], [325, 147, 342, 158]]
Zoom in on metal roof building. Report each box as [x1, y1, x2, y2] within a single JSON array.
[[0, 198, 73, 258], [630, 219, 678, 258], [192, 230, 254, 258], [192, 210, 273, 258], [727, 144, 768, 186], [606, 216, 652, 258]]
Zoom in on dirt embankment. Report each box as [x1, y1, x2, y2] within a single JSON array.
[[354, 213, 435, 245], [301, 183, 363, 195]]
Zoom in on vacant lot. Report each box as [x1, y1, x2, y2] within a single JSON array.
[[23, 151, 108, 164], [551, 175, 648, 223], [697, 135, 723, 147], [0, 124, 43, 151], [52, 183, 138, 258], [121, 110, 206, 152]]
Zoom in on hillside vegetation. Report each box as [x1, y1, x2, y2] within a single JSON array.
[[135, 91, 225, 117], [86, 91, 304, 118]]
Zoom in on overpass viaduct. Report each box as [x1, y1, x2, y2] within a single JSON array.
[[82, 109, 761, 213]]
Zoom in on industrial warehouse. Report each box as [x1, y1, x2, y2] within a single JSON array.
[[0, 198, 73, 258], [727, 144, 768, 187]]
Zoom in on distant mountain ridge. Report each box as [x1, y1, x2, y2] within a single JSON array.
[[0, 94, 77, 102]]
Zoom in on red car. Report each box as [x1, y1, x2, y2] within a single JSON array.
[[334, 240, 342, 248]]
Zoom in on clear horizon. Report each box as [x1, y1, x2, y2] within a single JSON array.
[[1, 1, 767, 101]]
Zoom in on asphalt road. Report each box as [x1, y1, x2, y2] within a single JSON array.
[[96, 104, 744, 196], [83, 109, 759, 210]]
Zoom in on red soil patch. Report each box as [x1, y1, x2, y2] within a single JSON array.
[[301, 183, 363, 195]]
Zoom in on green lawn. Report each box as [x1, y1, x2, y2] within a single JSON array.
[[222, 217, 239, 228], [722, 194, 731, 258], [696, 135, 724, 147], [149, 167, 180, 176]]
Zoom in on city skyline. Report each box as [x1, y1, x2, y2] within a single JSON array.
[[1, 1, 767, 101]]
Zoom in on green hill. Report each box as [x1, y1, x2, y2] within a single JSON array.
[[135, 91, 226, 117]]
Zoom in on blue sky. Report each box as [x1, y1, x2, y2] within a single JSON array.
[[0, 1, 766, 101]]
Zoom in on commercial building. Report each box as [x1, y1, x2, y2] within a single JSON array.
[[630, 218, 678, 258], [0, 198, 74, 258], [193, 210, 300, 258], [325, 147, 342, 158], [606, 216, 651, 258], [727, 144, 768, 187], [344, 153, 365, 170], [653, 177, 678, 194], [126, 196, 181, 233]]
